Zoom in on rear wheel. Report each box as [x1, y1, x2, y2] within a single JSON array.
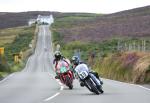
[[66, 76, 73, 89], [69, 84, 73, 89]]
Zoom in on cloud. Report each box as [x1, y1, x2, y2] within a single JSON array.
[[0, 0, 150, 13]]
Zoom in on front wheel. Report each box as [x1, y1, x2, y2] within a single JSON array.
[[85, 78, 100, 95], [100, 89, 104, 93], [97, 86, 104, 93]]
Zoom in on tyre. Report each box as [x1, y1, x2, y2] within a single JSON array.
[[100, 89, 104, 93], [66, 75, 73, 89], [85, 78, 100, 95], [97, 85, 104, 94], [69, 84, 73, 89]]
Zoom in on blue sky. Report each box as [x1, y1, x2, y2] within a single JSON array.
[[0, 0, 150, 13]]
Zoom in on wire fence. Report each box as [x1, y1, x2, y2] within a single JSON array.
[[117, 40, 150, 52]]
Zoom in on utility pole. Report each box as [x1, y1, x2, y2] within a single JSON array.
[[129, 44, 131, 51], [138, 43, 141, 51], [133, 41, 136, 51], [117, 40, 120, 51], [142, 40, 146, 52], [125, 43, 127, 51], [143, 40, 146, 52]]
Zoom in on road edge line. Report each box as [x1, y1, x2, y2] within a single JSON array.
[[137, 85, 150, 91], [0, 73, 15, 84], [104, 78, 150, 91], [44, 73, 64, 102]]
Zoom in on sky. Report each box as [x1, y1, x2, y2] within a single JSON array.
[[0, 0, 150, 13]]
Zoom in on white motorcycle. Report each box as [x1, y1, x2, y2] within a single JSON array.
[[78, 70, 104, 95]]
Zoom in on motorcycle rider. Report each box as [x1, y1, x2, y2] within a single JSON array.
[[71, 56, 103, 87], [53, 51, 71, 79]]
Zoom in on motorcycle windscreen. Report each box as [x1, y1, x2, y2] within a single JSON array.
[[60, 66, 67, 73]]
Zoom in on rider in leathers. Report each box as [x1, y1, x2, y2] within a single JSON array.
[[71, 56, 103, 87], [53, 51, 70, 79]]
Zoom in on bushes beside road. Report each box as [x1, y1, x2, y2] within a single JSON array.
[[0, 26, 36, 78], [93, 52, 150, 84]]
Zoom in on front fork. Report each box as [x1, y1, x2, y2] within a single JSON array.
[[89, 73, 101, 86]]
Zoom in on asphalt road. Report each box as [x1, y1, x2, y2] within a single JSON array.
[[0, 25, 59, 103], [0, 25, 150, 103]]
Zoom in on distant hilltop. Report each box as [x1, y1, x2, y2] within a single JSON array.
[[0, 11, 59, 29], [0, 5, 150, 40]]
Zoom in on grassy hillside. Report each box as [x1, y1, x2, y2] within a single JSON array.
[[1, 6, 150, 40], [0, 11, 56, 29], [51, 6, 150, 84], [93, 52, 150, 83], [0, 26, 36, 78], [0, 11, 99, 29], [52, 6, 150, 43], [51, 13, 100, 58]]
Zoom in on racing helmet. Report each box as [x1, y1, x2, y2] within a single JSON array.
[[71, 56, 80, 65], [54, 51, 62, 60]]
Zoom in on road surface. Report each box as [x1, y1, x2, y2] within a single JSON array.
[[0, 25, 150, 103]]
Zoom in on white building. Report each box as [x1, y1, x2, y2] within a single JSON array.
[[28, 14, 54, 26], [28, 19, 37, 26], [37, 14, 54, 25]]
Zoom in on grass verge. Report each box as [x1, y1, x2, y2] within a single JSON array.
[[0, 25, 36, 78]]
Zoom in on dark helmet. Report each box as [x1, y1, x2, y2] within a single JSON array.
[[71, 56, 80, 65], [54, 51, 62, 60]]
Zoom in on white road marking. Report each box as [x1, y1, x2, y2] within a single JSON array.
[[60, 85, 64, 91], [105, 78, 150, 91], [44, 92, 60, 102], [44, 73, 64, 102], [0, 73, 15, 84], [55, 79, 64, 90], [43, 25, 64, 101], [137, 85, 150, 91]]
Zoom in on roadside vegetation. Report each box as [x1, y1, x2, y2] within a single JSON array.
[[0, 26, 36, 78], [93, 52, 150, 83], [52, 13, 99, 29], [51, 13, 150, 84]]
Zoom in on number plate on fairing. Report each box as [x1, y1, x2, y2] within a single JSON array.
[[79, 71, 88, 79]]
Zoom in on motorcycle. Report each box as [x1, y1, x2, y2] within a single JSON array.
[[58, 66, 74, 89], [78, 70, 104, 95]]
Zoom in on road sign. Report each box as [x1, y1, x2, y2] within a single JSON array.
[[0, 47, 4, 55], [14, 55, 19, 63], [13, 53, 20, 63]]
